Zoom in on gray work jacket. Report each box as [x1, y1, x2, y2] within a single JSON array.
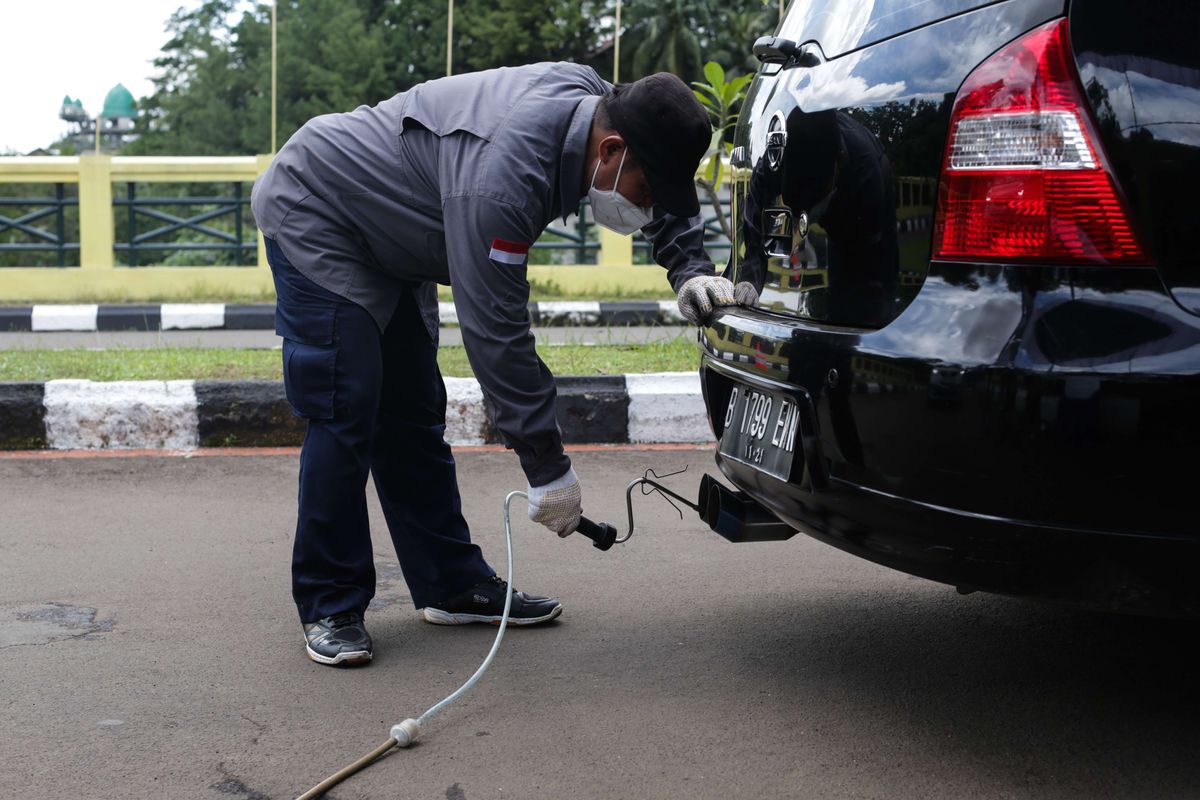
[[251, 62, 714, 484]]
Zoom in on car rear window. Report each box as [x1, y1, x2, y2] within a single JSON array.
[[779, 0, 994, 59]]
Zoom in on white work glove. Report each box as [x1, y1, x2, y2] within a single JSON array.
[[677, 275, 736, 326], [527, 467, 583, 535], [734, 281, 760, 306]]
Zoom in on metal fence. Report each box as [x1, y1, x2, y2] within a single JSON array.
[[0, 154, 737, 302], [0, 184, 80, 267], [0, 157, 735, 270], [113, 181, 256, 267]]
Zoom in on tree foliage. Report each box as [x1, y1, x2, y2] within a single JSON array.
[[128, 0, 779, 156], [618, 0, 777, 83], [132, 0, 614, 155], [454, 0, 606, 73], [131, 0, 395, 155]]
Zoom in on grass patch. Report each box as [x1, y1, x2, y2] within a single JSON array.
[[436, 279, 674, 302], [441, 336, 700, 376], [0, 349, 285, 382], [0, 338, 700, 382]]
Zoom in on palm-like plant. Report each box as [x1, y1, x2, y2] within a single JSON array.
[[692, 61, 754, 239]]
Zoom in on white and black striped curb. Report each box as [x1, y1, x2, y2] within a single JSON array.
[[0, 304, 273, 332], [0, 301, 686, 332], [0, 373, 713, 450]]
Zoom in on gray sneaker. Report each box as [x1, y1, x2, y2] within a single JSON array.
[[422, 576, 563, 626], [303, 612, 372, 666]]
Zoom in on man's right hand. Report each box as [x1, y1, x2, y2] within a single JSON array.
[[677, 275, 737, 326], [528, 467, 583, 536]]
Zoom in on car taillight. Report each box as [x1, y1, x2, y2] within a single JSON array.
[[932, 18, 1149, 264]]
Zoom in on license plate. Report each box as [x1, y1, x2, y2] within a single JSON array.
[[718, 384, 800, 481]]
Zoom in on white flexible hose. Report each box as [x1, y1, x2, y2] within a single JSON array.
[[298, 491, 529, 798], [388, 489, 523, 747]]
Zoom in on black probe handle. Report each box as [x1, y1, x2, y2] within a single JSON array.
[[574, 515, 618, 551]]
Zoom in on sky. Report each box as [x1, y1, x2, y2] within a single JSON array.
[[0, 0, 200, 153]]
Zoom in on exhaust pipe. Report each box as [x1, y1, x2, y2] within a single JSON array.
[[698, 473, 796, 543]]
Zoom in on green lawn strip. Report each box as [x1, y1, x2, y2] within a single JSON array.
[[439, 336, 700, 377], [0, 349, 284, 382], [0, 339, 700, 382], [459, 279, 674, 302]]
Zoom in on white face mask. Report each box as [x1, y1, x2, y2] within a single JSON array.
[[588, 149, 654, 235]]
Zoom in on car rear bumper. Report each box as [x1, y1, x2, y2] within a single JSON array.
[[698, 263, 1200, 613]]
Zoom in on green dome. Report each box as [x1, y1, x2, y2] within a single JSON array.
[[101, 83, 135, 119]]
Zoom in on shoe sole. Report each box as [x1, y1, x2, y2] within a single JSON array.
[[421, 603, 563, 626], [305, 643, 372, 666]]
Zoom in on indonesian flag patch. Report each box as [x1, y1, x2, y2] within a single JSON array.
[[489, 238, 530, 266]]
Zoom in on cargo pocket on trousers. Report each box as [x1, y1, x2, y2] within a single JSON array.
[[282, 339, 337, 420]]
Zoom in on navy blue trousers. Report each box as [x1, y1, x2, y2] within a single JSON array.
[[266, 238, 493, 623]]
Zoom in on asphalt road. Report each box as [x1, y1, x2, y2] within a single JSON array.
[[0, 325, 689, 350], [2, 448, 1197, 800]]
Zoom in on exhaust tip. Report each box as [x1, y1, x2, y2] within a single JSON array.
[[699, 473, 796, 543]]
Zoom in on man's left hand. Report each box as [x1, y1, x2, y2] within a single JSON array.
[[734, 281, 760, 306]]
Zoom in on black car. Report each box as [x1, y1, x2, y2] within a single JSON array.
[[697, 0, 1200, 616]]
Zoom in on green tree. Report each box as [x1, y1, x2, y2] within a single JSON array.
[[274, 0, 391, 132], [130, 0, 621, 157], [704, 3, 778, 77], [131, 0, 395, 156], [453, 0, 606, 73], [129, 0, 779, 157], [130, 0, 260, 155], [625, 0, 708, 81], [617, 0, 776, 83]]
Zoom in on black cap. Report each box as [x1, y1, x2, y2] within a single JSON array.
[[606, 73, 712, 218]]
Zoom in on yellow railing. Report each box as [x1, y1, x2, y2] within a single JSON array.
[[0, 155, 655, 304], [0, 154, 274, 302]]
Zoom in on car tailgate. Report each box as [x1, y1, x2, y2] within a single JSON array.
[[777, 0, 997, 59], [1070, 0, 1200, 314], [732, 0, 1066, 328]]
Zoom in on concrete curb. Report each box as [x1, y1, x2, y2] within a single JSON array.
[[0, 302, 684, 332], [0, 372, 713, 451]]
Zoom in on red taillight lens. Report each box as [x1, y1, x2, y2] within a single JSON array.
[[932, 18, 1149, 264]]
